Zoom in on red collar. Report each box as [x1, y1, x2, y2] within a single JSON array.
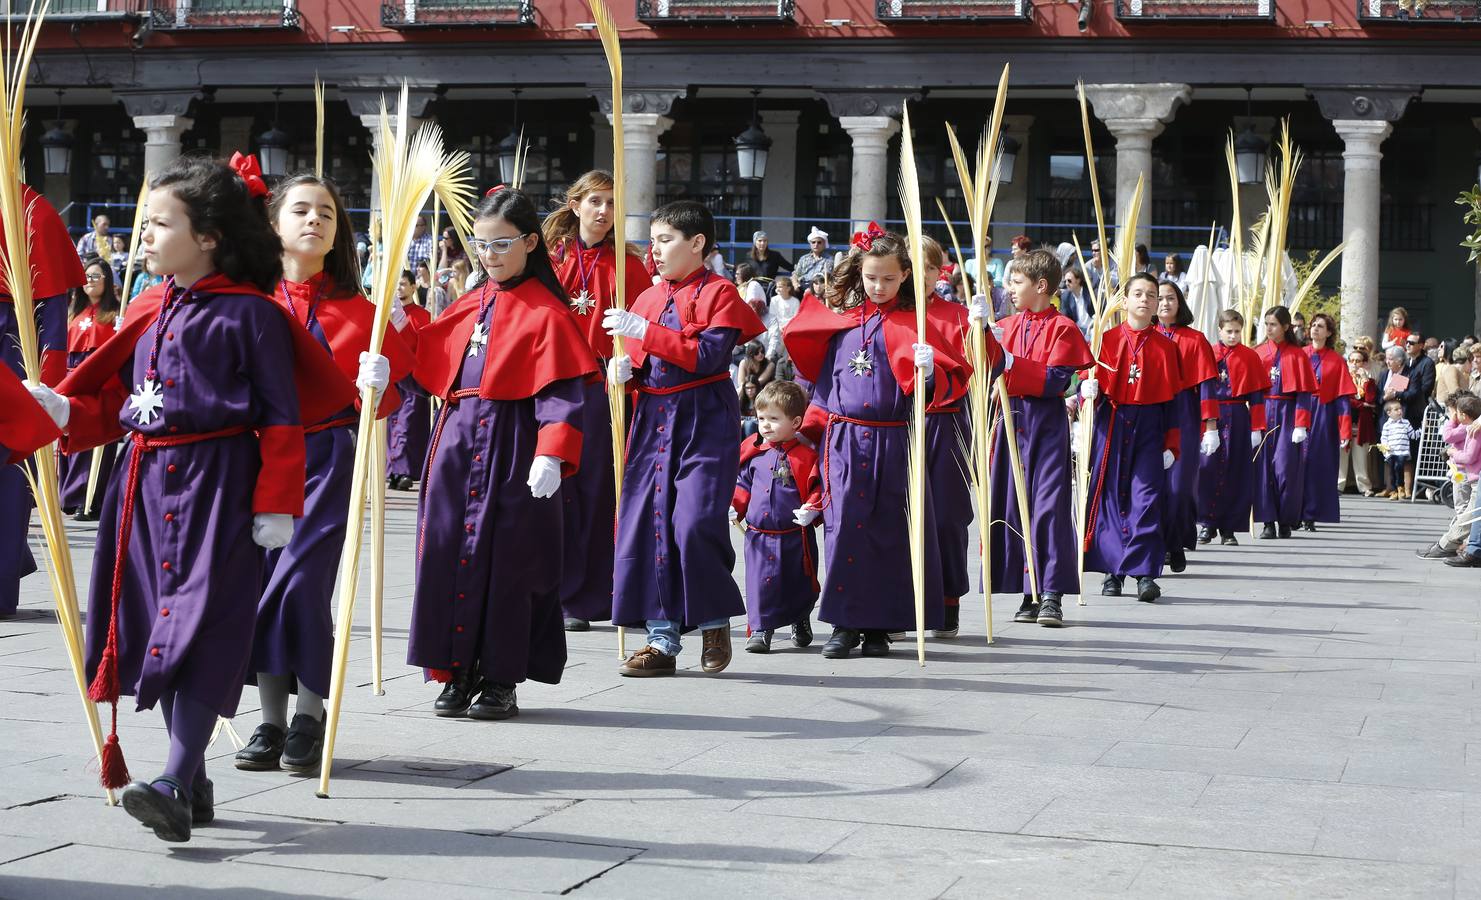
[[1022, 304, 1056, 321], [767, 437, 800, 453], [664, 268, 707, 293]]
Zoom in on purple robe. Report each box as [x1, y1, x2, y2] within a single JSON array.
[[1254, 396, 1309, 528], [0, 295, 66, 616], [1300, 393, 1348, 524], [1198, 366, 1264, 533], [385, 381, 430, 480], [83, 294, 302, 717], [611, 299, 745, 630], [407, 295, 582, 686], [811, 323, 945, 631], [737, 444, 819, 632], [927, 407, 972, 599], [1083, 401, 1173, 579], [1162, 384, 1213, 552], [560, 376, 615, 622]]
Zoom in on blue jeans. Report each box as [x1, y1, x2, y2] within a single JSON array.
[[1466, 509, 1481, 557], [646, 618, 729, 657]]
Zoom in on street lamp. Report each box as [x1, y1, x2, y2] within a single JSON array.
[[1234, 86, 1266, 186], [256, 89, 291, 177], [497, 89, 523, 186], [996, 132, 1020, 186], [733, 90, 772, 182], [39, 89, 72, 176]]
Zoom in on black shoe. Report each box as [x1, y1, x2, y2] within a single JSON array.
[[792, 616, 813, 648], [192, 777, 214, 826], [1445, 552, 1481, 568], [467, 682, 519, 720], [1014, 596, 1038, 623], [745, 630, 773, 653], [1278, 523, 1293, 539], [1197, 526, 1214, 545], [1037, 595, 1064, 627], [74, 508, 99, 522], [433, 673, 477, 718], [1260, 523, 1277, 540], [1303, 520, 1317, 532], [821, 628, 861, 659], [1220, 530, 1239, 546], [563, 617, 591, 632], [122, 778, 192, 843], [1137, 577, 1161, 603], [1168, 547, 1187, 574], [1101, 575, 1124, 597], [390, 475, 414, 491], [281, 712, 325, 772], [861, 630, 891, 657], [932, 605, 960, 639], [233, 723, 285, 771], [1416, 544, 1456, 560]]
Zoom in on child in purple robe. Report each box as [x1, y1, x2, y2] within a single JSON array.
[[57, 256, 119, 520], [35, 153, 354, 843], [407, 187, 596, 720], [605, 201, 765, 677], [730, 380, 821, 653], [1197, 310, 1271, 544], [1254, 306, 1317, 538], [386, 270, 432, 491], [1153, 280, 1219, 573]]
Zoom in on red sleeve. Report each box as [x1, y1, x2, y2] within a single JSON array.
[[640, 323, 699, 371], [1165, 426, 1180, 457], [1339, 413, 1352, 442], [1003, 357, 1047, 397], [61, 379, 129, 454], [801, 403, 829, 446], [535, 422, 583, 476], [1250, 402, 1267, 432], [1294, 398, 1312, 430], [732, 486, 751, 517], [253, 424, 307, 516]]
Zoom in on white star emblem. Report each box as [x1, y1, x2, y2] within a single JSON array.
[[467, 321, 488, 358], [1220, 368, 1229, 382], [570, 290, 597, 315], [848, 348, 873, 377], [1127, 364, 1141, 384], [129, 378, 164, 425], [77, 316, 93, 331], [1270, 365, 1280, 383]]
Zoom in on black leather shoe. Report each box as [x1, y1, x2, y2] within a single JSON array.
[[1168, 547, 1187, 573], [1445, 552, 1481, 568], [1014, 596, 1038, 623], [563, 617, 591, 632], [1101, 575, 1124, 597], [122, 778, 192, 843], [468, 682, 519, 720], [821, 627, 860, 659], [434, 673, 477, 718], [192, 776, 214, 826], [1197, 526, 1214, 545], [1302, 520, 1317, 532], [791, 616, 813, 648], [234, 723, 285, 771], [1137, 577, 1162, 603], [281, 712, 325, 772], [860, 630, 891, 657], [1260, 523, 1277, 540], [1220, 530, 1239, 546], [1037, 595, 1064, 627], [1278, 523, 1293, 539]]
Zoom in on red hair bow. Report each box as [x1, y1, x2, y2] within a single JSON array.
[[851, 221, 885, 252], [940, 262, 956, 278], [228, 152, 269, 199], [485, 184, 508, 197]]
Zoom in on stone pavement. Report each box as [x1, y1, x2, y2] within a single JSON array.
[[2, 493, 1479, 898]]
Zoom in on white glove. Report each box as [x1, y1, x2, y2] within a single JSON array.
[[728, 506, 740, 525], [1162, 449, 1176, 470], [526, 455, 562, 499], [1252, 428, 1264, 444], [792, 505, 821, 527], [967, 293, 990, 324], [1291, 426, 1308, 445], [356, 351, 390, 394], [24, 381, 70, 430], [1002, 350, 1015, 372], [1200, 429, 1221, 456], [603, 308, 648, 341], [912, 343, 935, 377], [1340, 439, 1350, 450], [1080, 378, 1100, 400], [252, 513, 295, 549], [390, 292, 408, 330], [607, 354, 633, 385]]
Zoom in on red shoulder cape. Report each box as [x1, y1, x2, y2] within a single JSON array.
[[738, 435, 822, 508], [0, 363, 61, 464], [1001, 307, 1094, 369], [1305, 346, 1357, 404], [1092, 323, 1183, 406], [553, 239, 652, 360], [0, 186, 85, 301], [67, 305, 117, 354], [1163, 324, 1217, 387], [627, 271, 765, 368], [58, 275, 356, 427], [1255, 340, 1318, 393], [1214, 343, 1271, 398], [413, 278, 598, 401]]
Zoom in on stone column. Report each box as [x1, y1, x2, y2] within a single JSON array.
[[819, 91, 917, 232], [1332, 120, 1391, 349], [118, 90, 200, 175], [758, 109, 800, 246], [593, 89, 683, 243], [1084, 83, 1192, 248], [990, 114, 1034, 255]]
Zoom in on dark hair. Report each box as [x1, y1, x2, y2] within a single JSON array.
[[1217, 308, 1245, 329], [1164, 253, 1182, 274], [735, 262, 757, 282], [744, 340, 765, 358], [69, 255, 120, 325], [399, 268, 415, 286], [1309, 313, 1338, 350], [825, 231, 916, 312], [651, 200, 715, 258], [150, 155, 283, 292], [1455, 393, 1481, 421], [1156, 279, 1194, 328], [1264, 305, 1293, 342], [474, 187, 568, 304], [1125, 271, 1160, 295], [1135, 243, 1150, 266], [1015, 248, 1062, 292], [755, 379, 808, 418], [267, 173, 363, 296]]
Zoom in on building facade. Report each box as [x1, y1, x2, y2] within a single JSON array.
[[19, 0, 1481, 343]]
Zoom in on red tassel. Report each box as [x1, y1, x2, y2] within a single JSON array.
[[98, 732, 130, 789], [87, 649, 119, 704], [428, 668, 454, 684]]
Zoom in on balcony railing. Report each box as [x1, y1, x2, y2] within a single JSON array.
[[1115, 0, 1273, 21], [381, 0, 535, 27], [6, 0, 143, 17], [876, 0, 1028, 21], [1357, 0, 1479, 22], [636, 0, 794, 24], [148, 0, 299, 30], [1289, 201, 1433, 252]]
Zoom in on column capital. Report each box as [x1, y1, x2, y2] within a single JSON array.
[[1332, 119, 1393, 161], [117, 89, 199, 119], [590, 88, 685, 118], [612, 113, 674, 137], [837, 116, 901, 146], [1310, 86, 1416, 124], [1083, 83, 1191, 132], [818, 90, 918, 121]]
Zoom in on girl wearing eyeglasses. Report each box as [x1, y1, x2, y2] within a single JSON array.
[[405, 186, 596, 722], [57, 256, 121, 520]]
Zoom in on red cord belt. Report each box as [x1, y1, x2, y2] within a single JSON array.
[[818, 412, 908, 510], [635, 372, 732, 395]]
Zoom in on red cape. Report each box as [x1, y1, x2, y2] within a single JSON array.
[[1090, 322, 1183, 406], [552, 239, 652, 360], [1213, 342, 1272, 398], [67, 305, 118, 354], [925, 298, 999, 409], [272, 274, 415, 419], [58, 275, 356, 429], [1159, 324, 1217, 387], [1305, 345, 1357, 405], [627, 270, 765, 368], [783, 294, 971, 403], [736, 434, 822, 510], [1001, 306, 1094, 369], [1255, 340, 1318, 394], [0, 363, 61, 464], [413, 277, 598, 401], [0, 186, 85, 302]]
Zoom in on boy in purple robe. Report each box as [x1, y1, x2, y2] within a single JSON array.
[[604, 201, 765, 677], [1197, 310, 1271, 544], [1077, 272, 1184, 604], [386, 270, 432, 491], [730, 380, 821, 653]]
